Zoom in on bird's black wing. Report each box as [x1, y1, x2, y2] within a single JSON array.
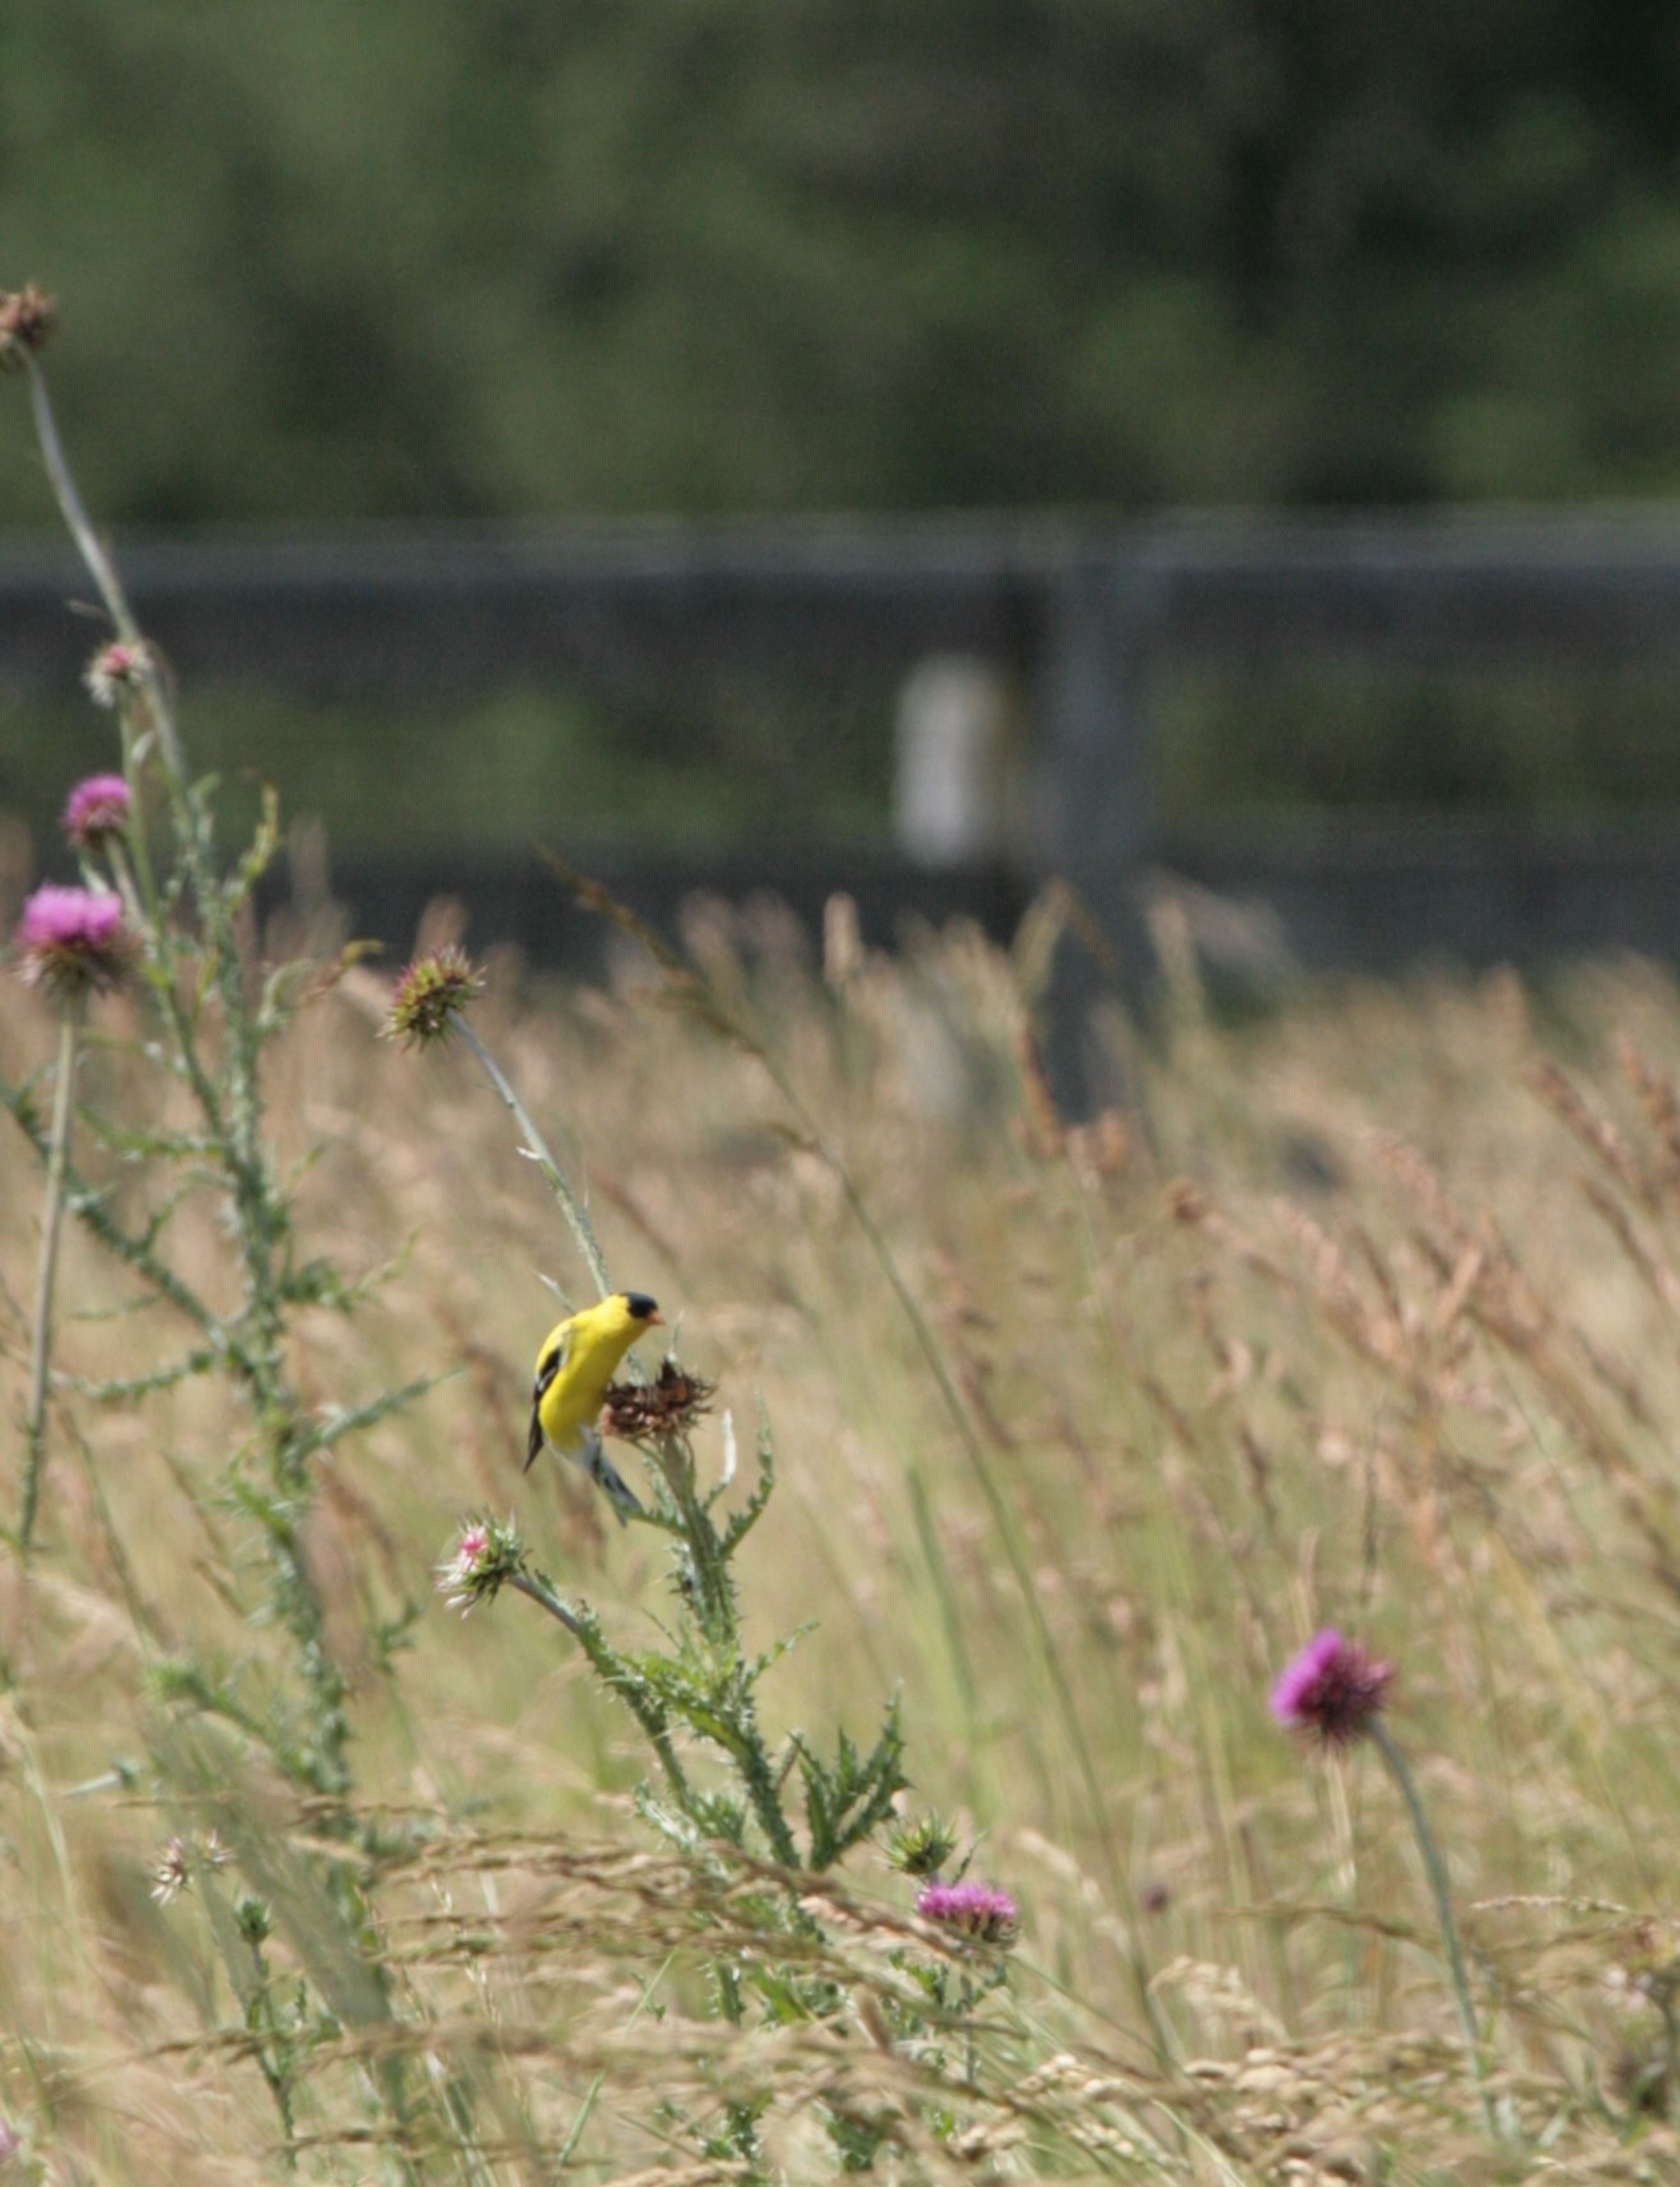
[[524, 1327, 570, 1472]]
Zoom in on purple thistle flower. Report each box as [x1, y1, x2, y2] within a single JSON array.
[[62, 772, 131, 853], [1270, 1628, 1393, 1746], [14, 883, 135, 1003], [914, 1878, 1020, 1947]]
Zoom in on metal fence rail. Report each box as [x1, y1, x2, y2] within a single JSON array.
[[6, 512, 1680, 974]]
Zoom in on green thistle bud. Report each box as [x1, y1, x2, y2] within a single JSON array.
[[382, 946, 485, 1048], [885, 1812, 962, 1879], [234, 1893, 273, 1946]]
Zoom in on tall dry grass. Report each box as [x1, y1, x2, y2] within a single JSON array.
[[7, 869, 1680, 2177], [8, 279, 1680, 2181]]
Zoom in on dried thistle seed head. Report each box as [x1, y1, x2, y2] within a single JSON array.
[[83, 640, 154, 708], [14, 883, 136, 1003], [600, 1357, 716, 1442], [62, 772, 131, 852], [0, 283, 54, 369], [1270, 1628, 1393, 1747], [383, 945, 485, 1047], [914, 1879, 1021, 1947], [436, 1512, 523, 1614]]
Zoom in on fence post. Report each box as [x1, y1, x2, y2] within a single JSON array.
[[1036, 547, 1157, 1113]]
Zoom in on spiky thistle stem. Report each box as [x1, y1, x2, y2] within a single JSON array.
[[20, 1001, 82, 1554]]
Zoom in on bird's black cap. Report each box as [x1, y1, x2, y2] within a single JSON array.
[[621, 1291, 662, 1322]]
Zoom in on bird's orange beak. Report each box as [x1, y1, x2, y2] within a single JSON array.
[[647, 1309, 665, 1326]]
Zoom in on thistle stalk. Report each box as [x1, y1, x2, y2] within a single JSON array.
[[20, 1001, 81, 1554], [1368, 1717, 1496, 2132], [1272, 1629, 1499, 2138], [448, 1010, 611, 1301], [24, 356, 183, 775]]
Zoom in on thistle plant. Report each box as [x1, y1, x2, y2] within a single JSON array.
[[404, 954, 906, 1866], [1271, 1628, 1498, 2134], [0, 287, 430, 1803], [437, 1414, 907, 1878], [13, 872, 136, 1552], [0, 286, 455, 2162], [408, 966, 1050, 2172]]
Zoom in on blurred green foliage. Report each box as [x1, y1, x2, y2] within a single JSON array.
[[5, 0, 1680, 527], [0, 679, 896, 857], [8, 3, 1680, 846], [1160, 665, 1680, 821]]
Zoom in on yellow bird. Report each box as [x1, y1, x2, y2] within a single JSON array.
[[525, 1290, 663, 1522]]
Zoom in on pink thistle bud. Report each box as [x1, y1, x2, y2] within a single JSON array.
[[14, 884, 136, 1004], [83, 640, 154, 709], [914, 1879, 1020, 1947], [62, 773, 131, 853], [436, 1513, 523, 1614], [1270, 1629, 1393, 1747]]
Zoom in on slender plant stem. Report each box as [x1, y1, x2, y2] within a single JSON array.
[[506, 1568, 586, 1639], [21, 1002, 82, 1555], [449, 1011, 611, 1299], [1369, 1718, 1498, 2135], [24, 356, 184, 776]]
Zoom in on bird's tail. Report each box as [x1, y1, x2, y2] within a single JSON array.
[[579, 1428, 644, 1525]]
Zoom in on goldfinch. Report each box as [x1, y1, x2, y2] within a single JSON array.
[[525, 1290, 664, 1522]]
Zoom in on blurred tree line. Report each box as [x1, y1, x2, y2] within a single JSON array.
[[6, 0, 1680, 528]]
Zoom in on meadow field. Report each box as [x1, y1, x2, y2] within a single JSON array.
[[8, 841, 1680, 2180], [7, 290, 1680, 2184]]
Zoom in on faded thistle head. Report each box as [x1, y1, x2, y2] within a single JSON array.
[[83, 639, 155, 710], [14, 884, 136, 1004], [384, 946, 485, 1047], [0, 283, 54, 370], [1270, 1628, 1393, 1747], [150, 1837, 192, 1906]]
